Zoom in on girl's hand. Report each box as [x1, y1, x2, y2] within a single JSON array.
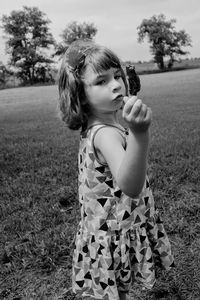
[[122, 96, 152, 133]]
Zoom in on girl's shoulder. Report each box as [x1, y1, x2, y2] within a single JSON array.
[[80, 123, 128, 165], [82, 123, 128, 144], [85, 123, 128, 136]]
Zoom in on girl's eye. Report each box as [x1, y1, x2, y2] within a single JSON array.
[[97, 80, 106, 85], [115, 74, 122, 80]]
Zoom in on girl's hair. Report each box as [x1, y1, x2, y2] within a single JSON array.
[[58, 39, 128, 130]]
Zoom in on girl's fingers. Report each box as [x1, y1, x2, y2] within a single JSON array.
[[123, 96, 129, 104], [123, 96, 141, 116], [122, 96, 152, 130], [130, 99, 143, 118], [123, 96, 138, 115], [134, 107, 152, 132], [123, 96, 137, 104], [144, 107, 152, 123], [133, 102, 147, 119]]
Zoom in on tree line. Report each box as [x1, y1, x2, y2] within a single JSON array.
[[0, 6, 192, 85]]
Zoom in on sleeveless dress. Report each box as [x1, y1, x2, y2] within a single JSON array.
[[72, 124, 174, 300]]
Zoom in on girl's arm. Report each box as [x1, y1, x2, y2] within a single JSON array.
[[94, 96, 152, 198]]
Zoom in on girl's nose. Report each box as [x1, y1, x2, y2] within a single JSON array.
[[111, 79, 121, 92]]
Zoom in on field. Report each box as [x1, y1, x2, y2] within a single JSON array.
[[133, 58, 200, 74], [0, 69, 200, 300]]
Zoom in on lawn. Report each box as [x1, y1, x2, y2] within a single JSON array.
[[0, 69, 200, 300]]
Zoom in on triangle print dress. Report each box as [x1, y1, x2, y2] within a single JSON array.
[[72, 124, 174, 300]]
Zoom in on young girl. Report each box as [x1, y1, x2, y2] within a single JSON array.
[[58, 40, 174, 300]]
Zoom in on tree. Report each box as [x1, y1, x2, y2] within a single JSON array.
[[1, 6, 55, 84], [0, 62, 13, 87], [54, 21, 97, 56], [137, 14, 192, 69]]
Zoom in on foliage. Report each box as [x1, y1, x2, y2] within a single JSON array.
[[0, 62, 13, 85], [1, 6, 55, 84], [137, 14, 192, 69], [54, 21, 97, 56], [0, 69, 200, 299]]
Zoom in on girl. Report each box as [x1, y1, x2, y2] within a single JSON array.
[[58, 40, 174, 300]]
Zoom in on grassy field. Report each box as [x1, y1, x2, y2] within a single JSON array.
[[0, 69, 200, 300], [133, 58, 200, 74]]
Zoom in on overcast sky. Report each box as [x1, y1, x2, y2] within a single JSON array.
[[0, 0, 200, 65]]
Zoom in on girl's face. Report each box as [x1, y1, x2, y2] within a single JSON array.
[[83, 65, 126, 115]]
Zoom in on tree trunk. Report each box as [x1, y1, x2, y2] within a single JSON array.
[[168, 54, 174, 69], [27, 68, 32, 84], [31, 66, 35, 84], [158, 56, 165, 70], [154, 51, 165, 70]]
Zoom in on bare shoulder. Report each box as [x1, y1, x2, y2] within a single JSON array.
[[93, 126, 126, 178], [94, 126, 125, 151]]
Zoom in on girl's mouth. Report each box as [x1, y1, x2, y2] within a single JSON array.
[[113, 95, 123, 101]]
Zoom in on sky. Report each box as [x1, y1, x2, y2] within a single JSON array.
[[0, 0, 200, 65]]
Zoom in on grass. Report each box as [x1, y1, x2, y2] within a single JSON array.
[[0, 69, 200, 299]]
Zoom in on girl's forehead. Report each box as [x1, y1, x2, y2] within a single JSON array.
[[84, 65, 120, 79]]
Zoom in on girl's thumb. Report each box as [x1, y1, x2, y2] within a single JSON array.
[[123, 96, 129, 103], [123, 95, 137, 104]]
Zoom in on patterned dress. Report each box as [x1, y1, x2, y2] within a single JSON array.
[[72, 124, 174, 300]]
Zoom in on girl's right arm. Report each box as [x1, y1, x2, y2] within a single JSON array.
[[94, 96, 152, 198]]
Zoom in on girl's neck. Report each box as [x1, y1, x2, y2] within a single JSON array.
[[87, 111, 120, 128]]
